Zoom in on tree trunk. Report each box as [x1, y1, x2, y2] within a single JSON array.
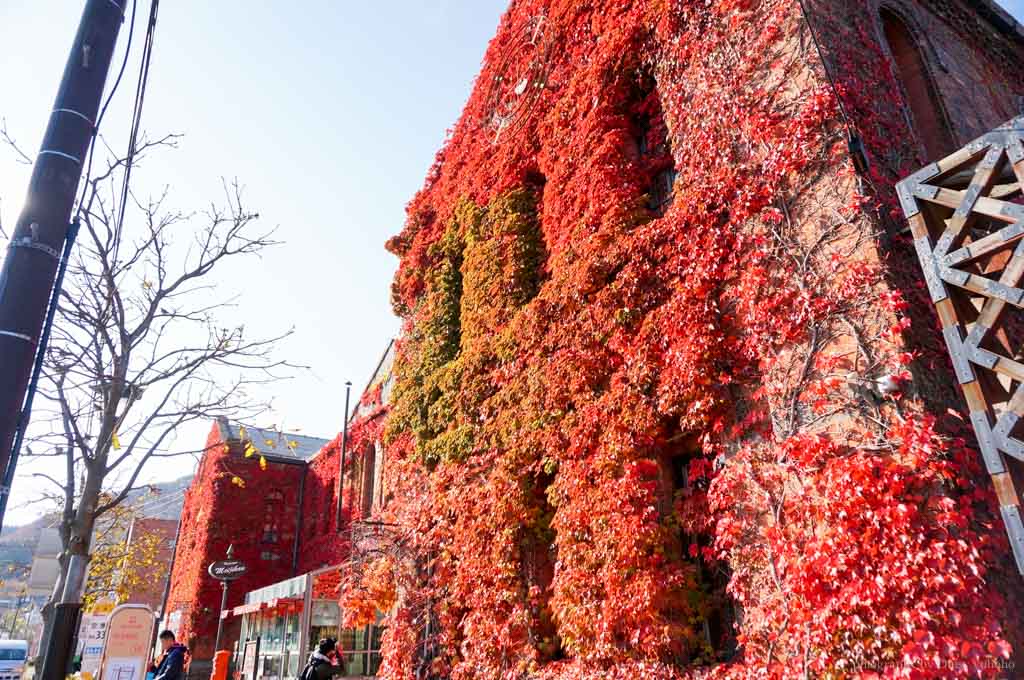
[[34, 553, 67, 667], [62, 465, 103, 604]]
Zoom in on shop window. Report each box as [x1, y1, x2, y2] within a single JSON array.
[[262, 490, 284, 543], [881, 9, 954, 159], [308, 599, 341, 655], [339, 618, 384, 676]]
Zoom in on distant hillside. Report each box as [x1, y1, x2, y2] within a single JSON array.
[[0, 515, 55, 547], [0, 473, 193, 548]]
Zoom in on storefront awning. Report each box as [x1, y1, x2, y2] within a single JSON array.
[[265, 597, 303, 615], [226, 596, 303, 620], [230, 602, 265, 618]]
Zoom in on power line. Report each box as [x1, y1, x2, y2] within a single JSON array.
[[75, 0, 138, 224], [795, 0, 870, 175], [113, 0, 160, 264]]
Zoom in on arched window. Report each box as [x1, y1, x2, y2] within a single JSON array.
[[881, 9, 955, 159]]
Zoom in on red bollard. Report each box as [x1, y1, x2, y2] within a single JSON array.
[[210, 649, 231, 680]]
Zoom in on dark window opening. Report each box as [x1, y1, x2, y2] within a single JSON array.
[[881, 10, 955, 159], [699, 564, 739, 662], [630, 72, 677, 215], [360, 445, 376, 519], [524, 469, 562, 662], [660, 442, 738, 663], [261, 490, 284, 543]]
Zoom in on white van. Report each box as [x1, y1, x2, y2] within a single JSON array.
[[0, 640, 27, 680]]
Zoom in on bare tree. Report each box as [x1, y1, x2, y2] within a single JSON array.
[[3, 129, 296, 654]]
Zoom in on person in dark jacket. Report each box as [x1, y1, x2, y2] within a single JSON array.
[[150, 630, 188, 680], [299, 638, 345, 680]]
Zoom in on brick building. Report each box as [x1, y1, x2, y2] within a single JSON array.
[[162, 418, 331, 667], [163, 344, 393, 677], [120, 517, 177, 613], [165, 1, 1024, 677]]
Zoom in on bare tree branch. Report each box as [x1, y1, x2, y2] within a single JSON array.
[[2, 123, 297, 631], [0, 118, 33, 164]]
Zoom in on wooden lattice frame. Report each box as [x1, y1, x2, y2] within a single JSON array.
[[897, 115, 1024, 575]]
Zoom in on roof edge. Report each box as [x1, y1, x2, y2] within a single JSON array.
[[968, 0, 1024, 44]]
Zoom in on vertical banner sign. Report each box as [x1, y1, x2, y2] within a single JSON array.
[[78, 613, 109, 678], [99, 604, 155, 680]]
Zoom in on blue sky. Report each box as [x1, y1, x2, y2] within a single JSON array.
[[0, 0, 509, 522], [0, 1, 1023, 524]]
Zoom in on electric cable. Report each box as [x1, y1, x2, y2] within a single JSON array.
[[74, 0, 138, 224], [796, 0, 852, 130], [795, 0, 870, 175], [113, 0, 160, 265]]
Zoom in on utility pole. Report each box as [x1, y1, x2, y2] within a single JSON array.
[[0, 0, 125, 529], [6, 2, 128, 676]]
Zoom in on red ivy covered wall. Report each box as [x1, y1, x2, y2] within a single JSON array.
[[335, 0, 1024, 679], [296, 381, 391, 575], [297, 433, 346, 573], [165, 423, 305, 662], [165, 373, 393, 664]]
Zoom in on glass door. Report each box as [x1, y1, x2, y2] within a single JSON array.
[[283, 612, 302, 677], [307, 599, 341, 654]]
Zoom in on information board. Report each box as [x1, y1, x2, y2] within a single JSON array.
[[78, 613, 108, 678], [99, 605, 155, 680]]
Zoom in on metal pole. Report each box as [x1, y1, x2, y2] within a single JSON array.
[[212, 543, 234, 654], [291, 465, 307, 575], [0, 218, 81, 529], [153, 514, 183, 649], [214, 581, 229, 653], [7, 594, 23, 637], [336, 381, 352, 530], [0, 0, 125, 525]]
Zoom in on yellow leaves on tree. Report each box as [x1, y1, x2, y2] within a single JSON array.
[[82, 496, 168, 611]]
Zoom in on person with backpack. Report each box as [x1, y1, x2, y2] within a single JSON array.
[[299, 638, 345, 680]]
